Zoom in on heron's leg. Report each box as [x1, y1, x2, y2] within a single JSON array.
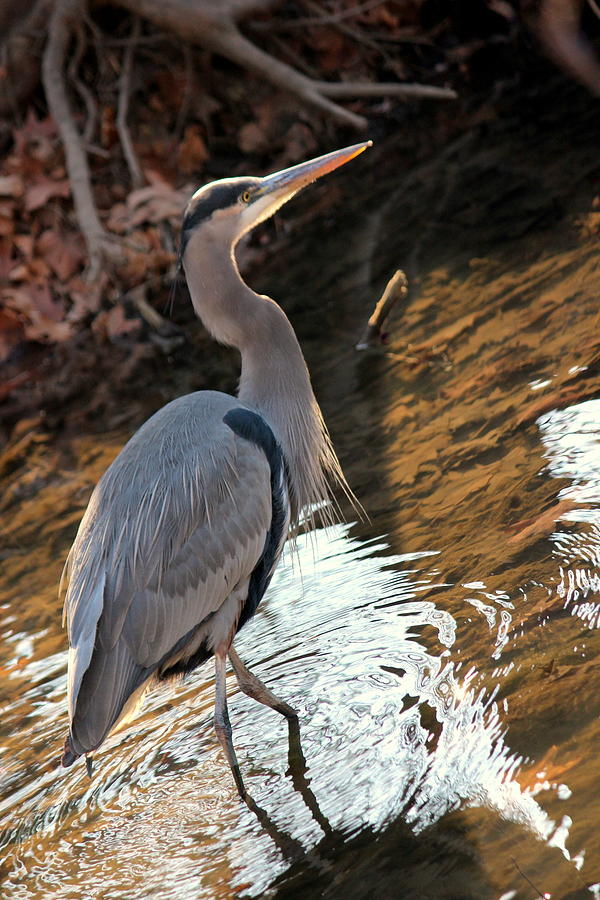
[[213, 652, 246, 799], [229, 647, 298, 720]]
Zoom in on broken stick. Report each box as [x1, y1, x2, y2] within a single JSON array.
[[356, 269, 408, 350]]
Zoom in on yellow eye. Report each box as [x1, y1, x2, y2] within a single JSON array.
[[240, 190, 252, 204]]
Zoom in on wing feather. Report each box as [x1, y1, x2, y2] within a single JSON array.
[[64, 392, 275, 757]]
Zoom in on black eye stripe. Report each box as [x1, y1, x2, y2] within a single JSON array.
[[180, 178, 260, 257], [182, 180, 258, 231]]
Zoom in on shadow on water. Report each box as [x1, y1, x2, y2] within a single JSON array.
[[2, 81, 600, 898]]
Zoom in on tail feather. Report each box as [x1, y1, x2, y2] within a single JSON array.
[[61, 733, 79, 768]]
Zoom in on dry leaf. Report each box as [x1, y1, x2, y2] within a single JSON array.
[[12, 110, 57, 160], [92, 304, 141, 340], [0, 307, 24, 363], [507, 498, 578, 545], [517, 744, 581, 791], [0, 241, 17, 279], [0, 214, 14, 237], [107, 184, 186, 232], [24, 177, 71, 212], [13, 235, 34, 258], [0, 175, 24, 197], [67, 275, 105, 321], [3, 282, 73, 343], [238, 122, 269, 155], [177, 125, 209, 175], [5, 282, 62, 320], [37, 230, 83, 281]]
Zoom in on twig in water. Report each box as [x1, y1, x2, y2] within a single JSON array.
[[511, 856, 550, 899], [356, 269, 409, 350]]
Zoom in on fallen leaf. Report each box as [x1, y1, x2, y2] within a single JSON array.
[[507, 498, 578, 544], [107, 184, 186, 232], [12, 110, 57, 160], [92, 304, 141, 340], [517, 744, 581, 791], [24, 177, 71, 212], [0, 175, 24, 197], [0, 214, 14, 237], [9, 257, 52, 281], [0, 307, 24, 362], [37, 230, 83, 281], [177, 124, 209, 175], [0, 241, 17, 279], [13, 235, 34, 258], [5, 281, 62, 320], [3, 282, 73, 343], [238, 122, 269, 155], [66, 275, 105, 321]]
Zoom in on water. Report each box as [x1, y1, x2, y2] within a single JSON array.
[[2, 394, 600, 898], [2, 115, 600, 898]]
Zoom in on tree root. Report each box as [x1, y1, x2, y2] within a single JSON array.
[[42, 0, 122, 279], [537, 0, 600, 97], [116, 0, 457, 130], [8, 0, 456, 285], [0, 0, 52, 117], [117, 15, 144, 189]]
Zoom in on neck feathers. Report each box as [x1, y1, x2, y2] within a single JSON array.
[[183, 236, 354, 530]]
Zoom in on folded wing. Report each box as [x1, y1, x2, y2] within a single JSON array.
[[63, 392, 274, 759]]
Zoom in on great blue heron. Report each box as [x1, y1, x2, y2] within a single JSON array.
[[61, 141, 371, 797]]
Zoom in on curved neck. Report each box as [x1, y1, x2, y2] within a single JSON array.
[[183, 235, 344, 524]]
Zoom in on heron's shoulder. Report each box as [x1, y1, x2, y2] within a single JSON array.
[[146, 390, 240, 423], [123, 391, 244, 449]]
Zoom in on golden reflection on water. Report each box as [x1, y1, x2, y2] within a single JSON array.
[[3, 393, 600, 897], [3, 128, 600, 896], [0, 508, 592, 898]]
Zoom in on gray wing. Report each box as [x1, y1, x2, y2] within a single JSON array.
[[63, 391, 273, 757]]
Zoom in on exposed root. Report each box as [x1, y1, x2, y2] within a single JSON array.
[[117, 15, 144, 189], [116, 0, 456, 130], [319, 80, 457, 101], [0, 0, 52, 116], [68, 21, 98, 144], [42, 0, 122, 280], [537, 0, 600, 98]]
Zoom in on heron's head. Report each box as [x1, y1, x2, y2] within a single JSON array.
[[181, 141, 372, 261]]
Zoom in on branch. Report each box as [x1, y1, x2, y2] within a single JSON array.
[[319, 81, 457, 101], [537, 0, 600, 97], [356, 270, 408, 350], [114, 0, 456, 129], [42, 0, 121, 279], [0, 0, 52, 115], [68, 21, 98, 143], [117, 15, 144, 189]]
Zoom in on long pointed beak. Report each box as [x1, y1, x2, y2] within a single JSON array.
[[256, 141, 372, 198]]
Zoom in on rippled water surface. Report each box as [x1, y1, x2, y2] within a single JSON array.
[[2, 119, 600, 899]]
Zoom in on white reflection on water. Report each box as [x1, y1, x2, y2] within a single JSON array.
[[538, 400, 600, 628], [0, 522, 573, 898]]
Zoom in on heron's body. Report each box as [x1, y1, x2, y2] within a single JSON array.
[[61, 141, 371, 794], [63, 392, 288, 760]]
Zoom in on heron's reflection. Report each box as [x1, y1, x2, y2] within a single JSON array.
[[241, 716, 338, 866]]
